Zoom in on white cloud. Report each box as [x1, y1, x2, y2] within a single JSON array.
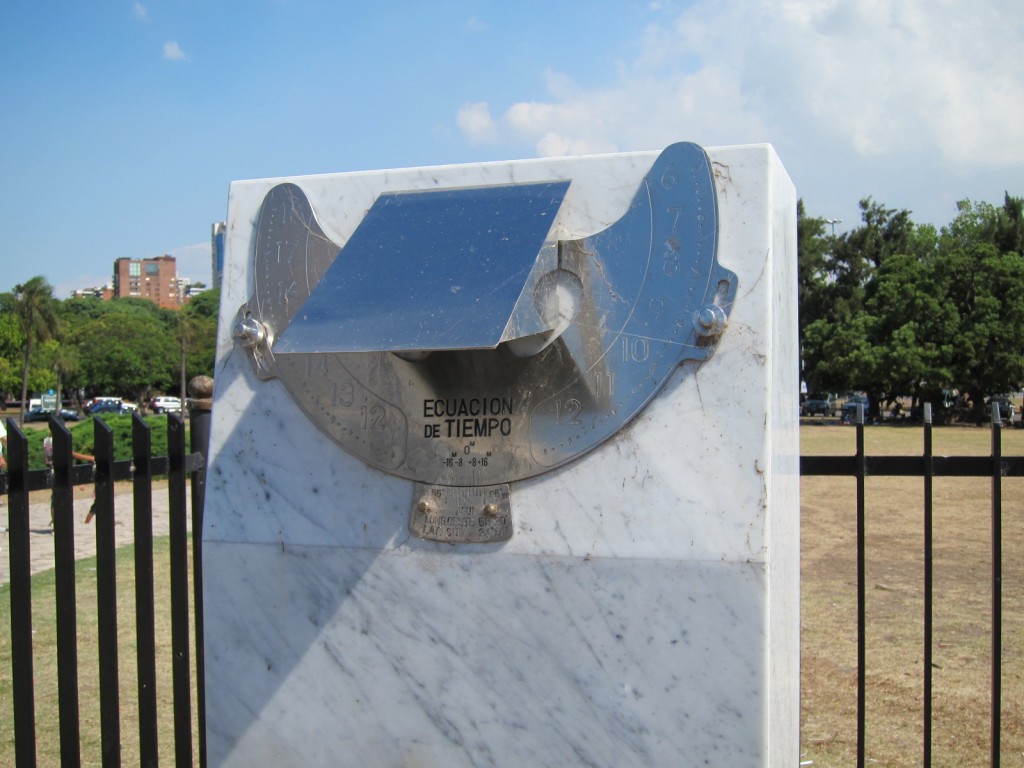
[[133, 3, 148, 20], [163, 40, 187, 61], [457, 0, 1024, 167], [730, 0, 1024, 166], [456, 102, 499, 144]]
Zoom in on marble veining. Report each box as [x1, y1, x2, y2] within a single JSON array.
[[205, 544, 767, 767], [205, 144, 798, 766]]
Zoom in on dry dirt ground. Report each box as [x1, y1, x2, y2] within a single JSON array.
[[800, 422, 1024, 767]]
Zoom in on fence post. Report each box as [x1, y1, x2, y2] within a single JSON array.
[[990, 401, 1002, 767], [188, 375, 213, 768], [50, 416, 82, 766], [855, 402, 867, 768], [131, 412, 160, 767], [92, 417, 121, 767], [6, 419, 37, 767]]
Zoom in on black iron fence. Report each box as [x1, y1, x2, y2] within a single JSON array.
[[802, 404, 1019, 768], [1, 398, 1016, 766], [1, 391, 209, 768]]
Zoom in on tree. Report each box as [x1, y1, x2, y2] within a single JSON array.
[[0, 310, 23, 398], [860, 237, 956, 409], [799, 193, 1024, 421], [38, 338, 80, 410], [936, 199, 1024, 419], [68, 302, 176, 403], [180, 288, 219, 382], [800, 199, 920, 412], [11, 277, 59, 420], [797, 200, 830, 343]]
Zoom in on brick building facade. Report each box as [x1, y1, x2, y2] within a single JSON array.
[[112, 254, 181, 309]]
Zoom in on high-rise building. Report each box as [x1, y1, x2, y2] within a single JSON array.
[[212, 222, 226, 290], [112, 254, 181, 309]]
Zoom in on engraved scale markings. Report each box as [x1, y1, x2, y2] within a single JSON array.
[[234, 142, 737, 532]]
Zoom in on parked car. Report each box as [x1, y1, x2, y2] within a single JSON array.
[[89, 402, 131, 416], [801, 393, 835, 417], [841, 394, 871, 421], [85, 397, 137, 414], [985, 395, 1016, 422], [85, 397, 121, 413], [149, 396, 182, 413], [23, 407, 82, 423]]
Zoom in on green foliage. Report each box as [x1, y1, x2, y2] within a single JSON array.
[[797, 200, 830, 341], [74, 413, 188, 460], [0, 310, 22, 361], [69, 305, 177, 401], [18, 414, 186, 469], [0, 284, 221, 409], [181, 288, 220, 381], [10, 276, 60, 415], [183, 288, 220, 321], [801, 192, 1024, 416]]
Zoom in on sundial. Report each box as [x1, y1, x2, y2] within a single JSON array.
[[232, 141, 736, 542]]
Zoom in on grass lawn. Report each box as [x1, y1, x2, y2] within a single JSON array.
[[0, 537, 201, 767]]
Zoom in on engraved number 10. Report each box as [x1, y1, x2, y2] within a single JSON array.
[[622, 337, 650, 362]]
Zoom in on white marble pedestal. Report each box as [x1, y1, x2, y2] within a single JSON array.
[[204, 144, 798, 767]]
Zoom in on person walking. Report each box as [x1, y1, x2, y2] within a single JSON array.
[[43, 436, 96, 525]]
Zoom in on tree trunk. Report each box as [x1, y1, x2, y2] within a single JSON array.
[[19, 338, 32, 422]]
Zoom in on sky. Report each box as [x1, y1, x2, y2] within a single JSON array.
[[2, 0, 1023, 298]]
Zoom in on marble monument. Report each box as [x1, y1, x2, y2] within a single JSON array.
[[203, 142, 798, 766]]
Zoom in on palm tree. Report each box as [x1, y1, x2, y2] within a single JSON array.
[[47, 341, 79, 412], [13, 276, 59, 422]]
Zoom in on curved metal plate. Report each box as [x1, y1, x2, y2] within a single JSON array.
[[276, 181, 570, 354], [237, 142, 736, 486]]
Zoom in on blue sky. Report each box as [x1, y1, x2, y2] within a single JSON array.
[[2, 1, 1023, 297]]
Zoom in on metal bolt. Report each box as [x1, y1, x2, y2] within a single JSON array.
[[417, 500, 433, 515], [233, 316, 268, 349], [693, 304, 727, 338], [482, 503, 499, 517]]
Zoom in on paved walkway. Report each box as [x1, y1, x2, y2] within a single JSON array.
[[0, 479, 186, 584]]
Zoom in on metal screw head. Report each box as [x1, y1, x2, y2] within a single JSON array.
[[482, 503, 500, 517], [233, 316, 267, 348], [693, 303, 727, 338], [417, 500, 433, 515]]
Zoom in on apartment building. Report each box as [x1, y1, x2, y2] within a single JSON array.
[[112, 254, 181, 309]]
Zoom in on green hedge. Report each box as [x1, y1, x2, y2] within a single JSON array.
[[18, 414, 189, 470]]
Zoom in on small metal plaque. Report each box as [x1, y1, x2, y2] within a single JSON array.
[[410, 483, 512, 543]]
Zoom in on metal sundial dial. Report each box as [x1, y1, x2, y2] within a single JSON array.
[[233, 142, 737, 543]]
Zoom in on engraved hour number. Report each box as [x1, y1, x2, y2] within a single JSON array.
[[555, 398, 583, 426], [666, 205, 684, 234], [277, 280, 299, 305], [307, 356, 329, 377], [361, 404, 386, 431], [591, 370, 615, 398], [622, 336, 650, 362], [649, 297, 665, 319]]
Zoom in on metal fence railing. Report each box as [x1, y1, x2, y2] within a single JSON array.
[[1, 382, 210, 768], [801, 403, 1020, 768], [2, 395, 1015, 766]]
